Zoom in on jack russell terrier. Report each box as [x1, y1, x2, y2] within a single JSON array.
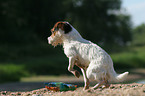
[[48, 21, 129, 90]]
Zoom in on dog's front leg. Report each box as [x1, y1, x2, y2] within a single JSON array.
[[68, 57, 80, 78]]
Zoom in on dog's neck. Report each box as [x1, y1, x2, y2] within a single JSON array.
[[62, 28, 90, 47]]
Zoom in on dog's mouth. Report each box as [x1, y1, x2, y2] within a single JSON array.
[[51, 41, 59, 46], [48, 36, 62, 47]]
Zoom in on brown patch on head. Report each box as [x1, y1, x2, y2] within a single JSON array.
[[51, 22, 65, 33], [51, 21, 72, 35], [50, 22, 64, 38]]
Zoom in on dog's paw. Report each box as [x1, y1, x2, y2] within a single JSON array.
[[83, 85, 89, 90], [74, 70, 80, 78], [85, 88, 94, 92]]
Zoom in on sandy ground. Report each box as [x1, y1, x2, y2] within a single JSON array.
[[0, 68, 145, 95], [0, 83, 145, 96]]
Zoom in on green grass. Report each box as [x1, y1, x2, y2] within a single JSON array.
[[21, 75, 83, 82], [111, 45, 145, 69], [0, 64, 29, 83], [0, 43, 145, 83], [23, 55, 69, 75]]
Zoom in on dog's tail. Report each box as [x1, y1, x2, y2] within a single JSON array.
[[109, 67, 129, 82]]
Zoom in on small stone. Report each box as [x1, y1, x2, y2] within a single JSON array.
[[2, 91, 7, 95], [132, 85, 136, 87], [32, 91, 37, 94], [110, 86, 115, 89], [16, 92, 22, 95], [61, 92, 64, 94], [127, 85, 130, 87], [140, 84, 144, 87]]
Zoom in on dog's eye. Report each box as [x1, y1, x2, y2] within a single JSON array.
[[53, 31, 56, 36], [51, 28, 58, 33]]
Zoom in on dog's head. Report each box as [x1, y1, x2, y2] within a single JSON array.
[[48, 21, 72, 46]]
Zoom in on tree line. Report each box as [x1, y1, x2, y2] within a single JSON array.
[[0, 0, 132, 47]]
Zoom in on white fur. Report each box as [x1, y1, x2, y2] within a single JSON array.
[[48, 22, 129, 89]]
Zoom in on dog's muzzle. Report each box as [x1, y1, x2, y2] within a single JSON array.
[[48, 37, 53, 44]]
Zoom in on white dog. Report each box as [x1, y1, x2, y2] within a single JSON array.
[[48, 21, 129, 90]]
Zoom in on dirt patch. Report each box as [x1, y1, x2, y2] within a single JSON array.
[[0, 83, 145, 96]]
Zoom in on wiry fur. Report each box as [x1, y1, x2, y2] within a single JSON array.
[[48, 21, 129, 90]]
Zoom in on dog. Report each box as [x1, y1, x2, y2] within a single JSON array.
[[48, 21, 129, 90]]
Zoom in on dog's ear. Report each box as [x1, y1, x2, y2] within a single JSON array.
[[63, 22, 72, 34]]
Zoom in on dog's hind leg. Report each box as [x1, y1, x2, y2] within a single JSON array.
[[93, 79, 110, 90], [92, 80, 105, 89], [81, 68, 90, 90]]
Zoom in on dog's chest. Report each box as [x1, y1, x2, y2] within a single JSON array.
[[64, 42, 90, 65]]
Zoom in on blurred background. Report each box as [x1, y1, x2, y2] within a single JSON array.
[[0, 0, 145, 88]]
